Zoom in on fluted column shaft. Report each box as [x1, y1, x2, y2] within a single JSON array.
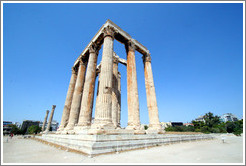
[[78, 44, 98, 127], [126, 41, 140, 129], [93, 27, 114, 127], [143, 54, 161, 130], [112, 56, 119, 127], [117, 72, 121, 127], [42, 110, 49, 131], [58, 68, 77, 131], [45, 105, 56, 132], [65, 59, 87, 130]]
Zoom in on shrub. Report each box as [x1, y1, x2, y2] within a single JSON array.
[[27, 125, 41, 134], [201, 126, 210, 133], [194, 129, 201, 132], [211, 127, 220, 133], [7, 124, 24, 135], [226, 122, 236, 133]]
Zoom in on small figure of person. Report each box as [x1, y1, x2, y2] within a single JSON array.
[[10, 133, 13, 139]]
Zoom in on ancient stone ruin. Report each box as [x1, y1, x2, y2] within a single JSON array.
[[57, 19, 162, 135], [38, 20, 213, 156]]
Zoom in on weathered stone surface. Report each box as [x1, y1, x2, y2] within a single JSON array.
[[92, 26, 115, 130], [42, 110, 49, 132], [117, 72, 121, 128], [112, 54, 119, 128], [65, 58, 87, 131], [57, 67, 77, 132], [37, 133, 214, 156], [77, 43, 98, 129], [125, 41, 141, 130], [45, 105, 56, 133], [143, 54, 162, 131], [57, 20, 163, 135]]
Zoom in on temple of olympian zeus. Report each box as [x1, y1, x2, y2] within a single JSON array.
[[39, 20, 212, 155], [56, 19, 163, 135]]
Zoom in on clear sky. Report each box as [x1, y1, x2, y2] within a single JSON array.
[[3, 2, 244, 127]]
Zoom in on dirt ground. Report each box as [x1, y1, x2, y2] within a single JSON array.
[[2, 133, 244, 164]]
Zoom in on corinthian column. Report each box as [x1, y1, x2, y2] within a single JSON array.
[[125, 41, 141, 130], [92, 26, 115, 129], [58, 67, 77, 132], [65, 58, 87, 131], [77, 43, 98, 128], [42, 110, 49, 132], [117, 72, 121, 128], [112, 54, 119, 127], [143, 54, 161, 131], [45, 105, 56, 133]]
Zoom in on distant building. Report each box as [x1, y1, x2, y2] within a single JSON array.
[[21, 120, 40, 134], [14, 122, 22, 128], [171, 122, 183, 127], [3, 121, 12, 126], [183, 123, 194, 126], [39, 120, 59, 131], [3, 121, 13, 135], [160, 122, 183, 129], [160, 122, 171, 129], [220, 113, 238, 122], [195, 115, 205, 122]]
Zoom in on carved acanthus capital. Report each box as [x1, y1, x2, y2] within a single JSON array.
[[79, 56, 87, 66], [71, 67, 77, 74], [103, 26, 115, 38], [125, 40, 136, 52], [142, 53, 151, 63], [89, 42, 98, 54]]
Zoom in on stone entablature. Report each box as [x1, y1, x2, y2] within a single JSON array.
[[73, 19, 149, 67]]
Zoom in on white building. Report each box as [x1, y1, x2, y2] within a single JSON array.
[[39, 120, 59, 131], [220, 113, 238, 122], [195, 115, 205, 122]]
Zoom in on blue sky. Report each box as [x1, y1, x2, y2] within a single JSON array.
[[3, 3, 244, 127]]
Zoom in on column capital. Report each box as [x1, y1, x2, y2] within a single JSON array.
[[52, 105, 56, 109], [79, 56, 87, 66], [89, 42, 99, 54], [142, 53, 151, 63], [125, 40, 136, 52], [46, 110, 49, 113], [72, 67, 77, 74], [102, 26, 116, 38]]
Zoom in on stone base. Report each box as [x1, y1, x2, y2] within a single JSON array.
[[146, 128, 165, 134], [36, 133, 214, 156]]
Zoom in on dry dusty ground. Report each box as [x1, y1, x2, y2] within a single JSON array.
[[2, 133, 244, 164]]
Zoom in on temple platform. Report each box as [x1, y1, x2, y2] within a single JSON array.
[[35, 133, 214, 156]]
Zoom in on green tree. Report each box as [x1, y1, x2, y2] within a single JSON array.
[[27, 125, 41, 134], [217, 122, 227, 133], [225, 122, 236, 133], [7, 124, 23, 135], [192, 112, 223, 134], [192, 120, 205, 130], [203, 112, 221, 128]]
